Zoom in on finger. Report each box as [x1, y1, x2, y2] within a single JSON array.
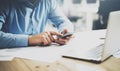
[[61, 29, 68, 34], [44, 33, 51, 44], [55, 39, 66, 45], [46, 32, 55, 42], [43, 38, 50, 45], [50, 31, 62, 36], [66, 35, 73, 40], [40, 33, 50, 45], [40, 35, 47, 45], [55, 38, 68, 45], [59, 38, 68, 43], [41, 34, 49, 45]]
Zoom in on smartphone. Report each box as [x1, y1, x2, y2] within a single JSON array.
[[58, 32, 73, 39]]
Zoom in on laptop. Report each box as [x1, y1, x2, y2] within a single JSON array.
[[62, 11, 120, 63]]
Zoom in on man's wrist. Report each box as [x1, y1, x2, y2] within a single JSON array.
[[28, 35, 33, 46]]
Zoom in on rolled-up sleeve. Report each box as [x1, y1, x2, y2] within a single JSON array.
[[13, 34, 28, 47], [48, 0, 74, 33], [0, 31, 28, 48], [0, 7, 28, 48]]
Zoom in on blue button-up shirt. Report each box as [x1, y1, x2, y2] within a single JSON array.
[[0, 0, 73, 48]]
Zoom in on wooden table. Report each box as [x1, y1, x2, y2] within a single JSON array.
[[0, 57, 120, 71]]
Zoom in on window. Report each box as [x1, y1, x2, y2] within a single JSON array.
[[87, 0, 97, 4], [73, 0, 82, 4]]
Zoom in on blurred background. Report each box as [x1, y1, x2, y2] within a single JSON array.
[[45, 0, 120, 32]]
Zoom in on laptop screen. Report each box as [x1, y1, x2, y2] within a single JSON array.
[[102, 11, 120, 60]]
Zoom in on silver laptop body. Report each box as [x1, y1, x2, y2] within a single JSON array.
[[63, 11, 120, 63]]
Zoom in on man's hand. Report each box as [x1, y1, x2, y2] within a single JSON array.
[[28, 31, 61, 46], [55, 29, 73, 45]]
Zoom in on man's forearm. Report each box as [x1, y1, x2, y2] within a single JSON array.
[[0, 31, 28, 48]]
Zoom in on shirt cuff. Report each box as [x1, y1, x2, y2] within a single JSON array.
[[15, 35, 28, 47]]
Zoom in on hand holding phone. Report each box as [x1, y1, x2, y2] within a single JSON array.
[[58, 32, 73, 39]]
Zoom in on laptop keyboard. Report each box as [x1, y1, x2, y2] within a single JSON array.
[[63, 43, 104, 61]]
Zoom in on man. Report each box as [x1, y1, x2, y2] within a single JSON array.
[[0, 0, 74, 48]]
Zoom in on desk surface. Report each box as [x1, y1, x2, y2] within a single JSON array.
[[0, 57, 120, 71], [0, 30, 119, 71]]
